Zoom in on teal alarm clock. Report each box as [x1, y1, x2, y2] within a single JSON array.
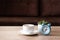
[[38, 20, 51, 35]]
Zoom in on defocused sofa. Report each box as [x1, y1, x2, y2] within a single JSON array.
[[0, 0, 60, 26]]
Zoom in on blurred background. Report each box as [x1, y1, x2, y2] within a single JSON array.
[[0, 0, 60, 26]]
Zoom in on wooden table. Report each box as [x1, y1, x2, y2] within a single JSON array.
[[0, 26, 60, 40]]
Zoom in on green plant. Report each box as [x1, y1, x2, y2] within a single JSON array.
[[38, 20, 48, 25]]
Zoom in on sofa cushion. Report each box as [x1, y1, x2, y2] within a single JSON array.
[[41, 0, 60, 17], [0, 0, 38, 17]]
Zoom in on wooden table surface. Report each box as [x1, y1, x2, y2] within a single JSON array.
[[0, 26, 60, 40]]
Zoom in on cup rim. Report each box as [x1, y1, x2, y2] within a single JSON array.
[[23, 24, 34, 27]]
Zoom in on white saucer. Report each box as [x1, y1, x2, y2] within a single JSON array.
[[19, 30, 38, 35]]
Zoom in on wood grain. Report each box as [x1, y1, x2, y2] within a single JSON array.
[[0, 26, 60, 40]]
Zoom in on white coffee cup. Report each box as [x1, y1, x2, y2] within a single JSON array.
[[22, 24, 34, 34]]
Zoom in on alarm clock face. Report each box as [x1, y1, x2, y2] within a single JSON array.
[[41, 25, 51, 35]]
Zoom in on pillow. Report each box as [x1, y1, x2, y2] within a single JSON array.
[[41, 0, 60, 17], [0, 0, 38, 17]]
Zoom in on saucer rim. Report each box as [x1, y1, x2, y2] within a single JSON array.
[[19, 30, 38, 35]]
